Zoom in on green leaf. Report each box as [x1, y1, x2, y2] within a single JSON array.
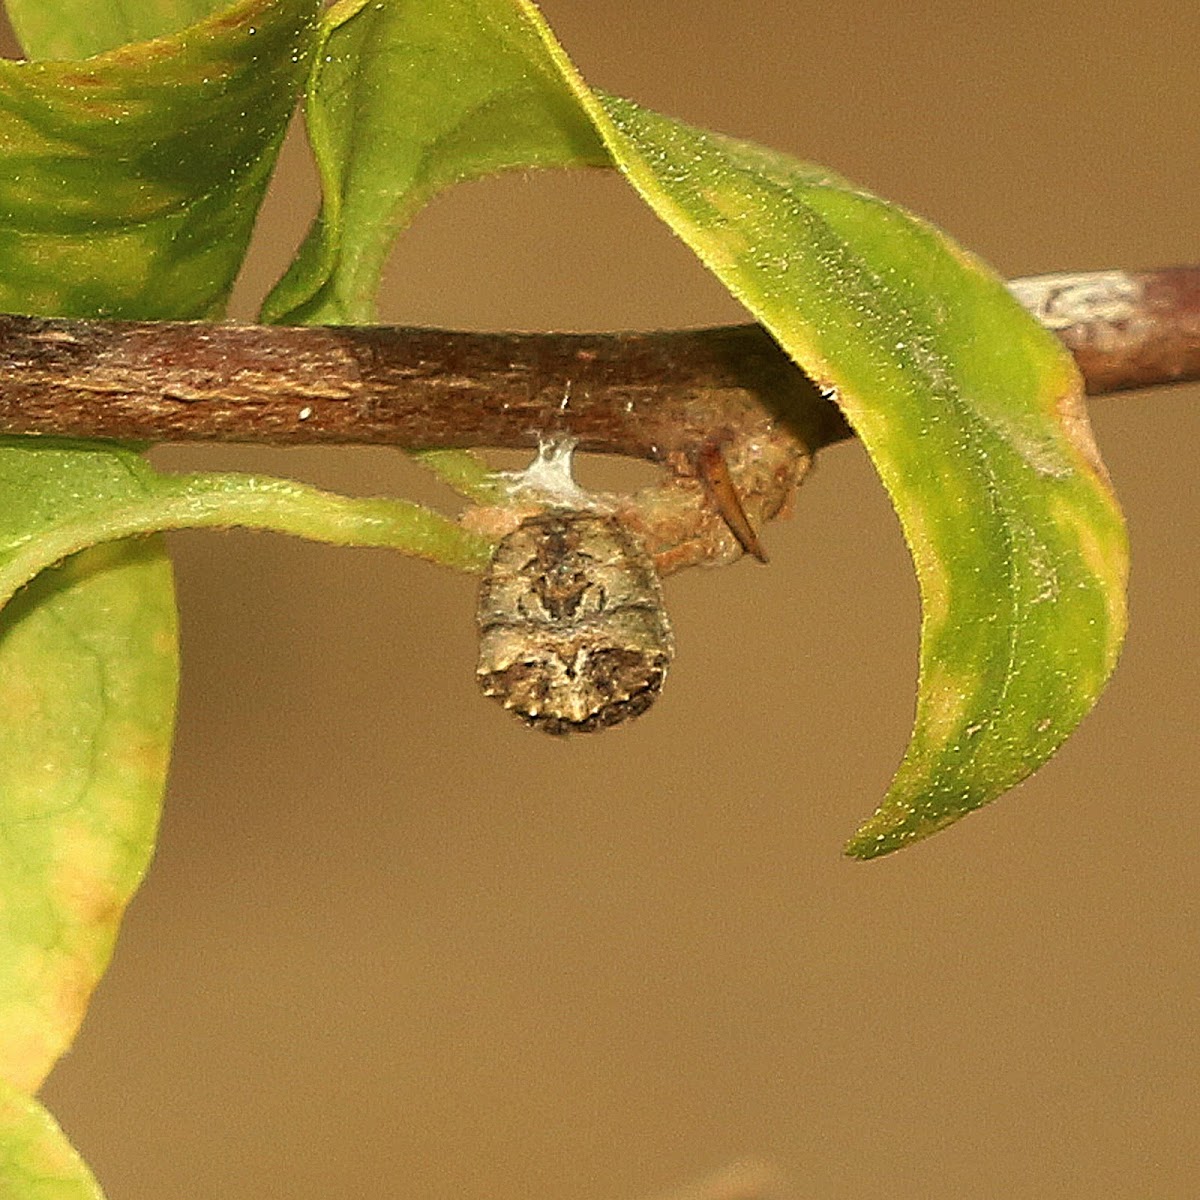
[[0, 441, 487, 1097], [275, 0, 1127, 855], [0, 538, 176, 1095], [0, 440, 494, 609], [6, 0, 234, 61], [0, 1079, 103, 1199], [258, 0, 608, 509], [0, 0, 322, 319], [261, 0, 607, 324], [0, 439, 486, 1089], [0, 0, 322, 1103], [548, 90, 1129, 858]]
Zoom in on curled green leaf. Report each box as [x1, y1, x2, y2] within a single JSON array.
[[548, 88, 1129, 856], [276, 0, 1128, 854], [262, 0, 607, 324], [0, 440, 494, 608]]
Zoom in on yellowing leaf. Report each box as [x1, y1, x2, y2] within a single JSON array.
[[273, 0, 1128, 855], [0, 543, 176, 1094], [0, 1079, 103, 1199]]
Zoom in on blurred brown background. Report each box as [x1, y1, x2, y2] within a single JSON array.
[[20, 2, 1200, 1197]]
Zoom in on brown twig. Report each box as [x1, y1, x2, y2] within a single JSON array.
[[0, 267, 1194, 461], [1009, 267, 1200, 394], [0, 318, 833, 457]]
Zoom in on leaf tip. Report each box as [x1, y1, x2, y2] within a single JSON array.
[[843, 825, 908, 861], [842, 798, 970, 860]]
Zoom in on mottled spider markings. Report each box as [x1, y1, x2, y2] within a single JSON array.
[[476, 510, 674, 734]]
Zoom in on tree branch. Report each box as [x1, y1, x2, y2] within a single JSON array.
[[0, 267, 1194, 463], [0, 317, 828, 459], [1007, 267, 1200, 395]]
